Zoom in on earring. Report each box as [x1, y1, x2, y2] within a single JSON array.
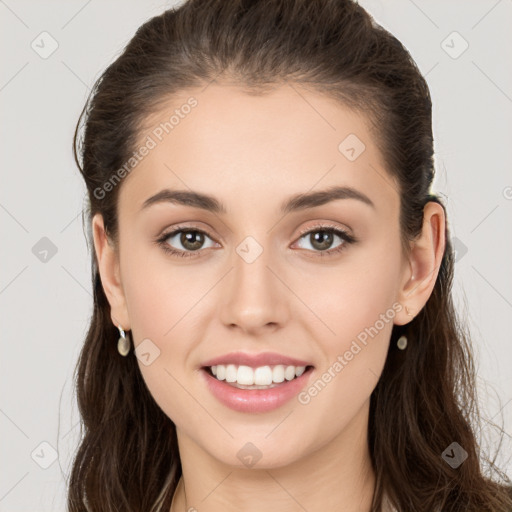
[[397, 335, 408, 350], [117, 325, 131, 356], [405, 306, 414, 317]]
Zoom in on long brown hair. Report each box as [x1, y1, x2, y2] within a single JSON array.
[[68, 0, 512, 510]]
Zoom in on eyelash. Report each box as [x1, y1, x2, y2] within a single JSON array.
[[155, 223, 356, 259]]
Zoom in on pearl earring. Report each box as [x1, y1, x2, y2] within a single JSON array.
[[397, 306, 413, 350], [397, 335, 408, 350], [117, 325, 131, 356]]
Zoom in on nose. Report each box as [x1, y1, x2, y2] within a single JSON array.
[[219, 239, 289, 334]]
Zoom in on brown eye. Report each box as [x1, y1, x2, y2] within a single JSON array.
[[156, 227, 217, 258], [173, 230, 205, 251], [295, 225, 356, 257]]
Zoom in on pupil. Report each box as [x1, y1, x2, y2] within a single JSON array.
[[182, 231, 203, 250], [312, 231, 332, 250]]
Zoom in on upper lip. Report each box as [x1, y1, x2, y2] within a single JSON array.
[[201, 351, 313, 369]]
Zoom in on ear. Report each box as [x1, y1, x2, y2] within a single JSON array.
[[395, 201, 446, 326], [91, 213, 130, 330]]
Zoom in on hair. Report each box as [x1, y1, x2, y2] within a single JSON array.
[[67, 0, 512, 510]]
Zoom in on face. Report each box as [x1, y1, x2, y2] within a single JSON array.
[[93, 83, 420, 470]]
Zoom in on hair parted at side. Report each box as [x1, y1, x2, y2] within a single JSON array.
[[68, 0, 512, 510]]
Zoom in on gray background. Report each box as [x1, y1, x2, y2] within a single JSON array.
[[1, 0, 511, 510]]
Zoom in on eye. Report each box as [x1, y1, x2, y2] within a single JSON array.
[[155, 223, 357, 259], [294, 224, 356, 257], [156, 225, 218, 258]]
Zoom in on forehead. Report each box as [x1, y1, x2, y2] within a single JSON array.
[[119, 83, 399, 218]]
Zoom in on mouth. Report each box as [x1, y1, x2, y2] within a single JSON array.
[[201, 364, 315, 389], [200, 363, 315, 413]]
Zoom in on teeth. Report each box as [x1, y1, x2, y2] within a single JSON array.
[[209, 364, 308, 386], [254, 366, 272, 385], [226, 364, 238, 383]]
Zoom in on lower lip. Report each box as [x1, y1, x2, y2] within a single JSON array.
[[201, 367, 314, 413]]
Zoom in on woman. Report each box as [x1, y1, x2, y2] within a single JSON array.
[[67, 0, 512, 510]]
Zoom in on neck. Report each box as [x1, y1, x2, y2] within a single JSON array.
[[170, 402, 375, 512]]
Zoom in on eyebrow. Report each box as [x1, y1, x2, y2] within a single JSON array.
[[140, 185, 375, 215]]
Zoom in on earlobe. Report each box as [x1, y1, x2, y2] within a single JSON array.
[[91, 213, 130, 330], [395, 202, 446, 326]]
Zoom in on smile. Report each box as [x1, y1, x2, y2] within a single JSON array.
[[201, 365, 315, 413]]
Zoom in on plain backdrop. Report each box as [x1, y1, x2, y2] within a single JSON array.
[[1, 0, 511, 510]]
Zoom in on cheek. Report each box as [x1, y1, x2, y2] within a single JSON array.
[[295, 239, 401, 411], [295, 266, 398, 440], [300, 242, 401, 347], [124, 264, 204, 427], [121, 237, 211, 338], [119, 246, 216, 424]]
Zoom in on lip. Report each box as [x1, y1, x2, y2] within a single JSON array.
[[201, 365, 315, 413], [200, 351, 313, 369]]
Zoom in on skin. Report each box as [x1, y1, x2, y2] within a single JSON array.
[[92, 83, 445, 512]]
